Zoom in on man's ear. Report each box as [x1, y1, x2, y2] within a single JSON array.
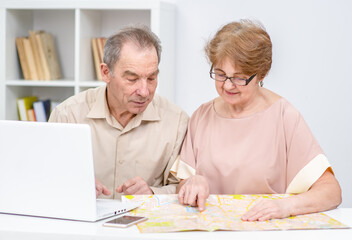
[[101, 63, 111, 83]]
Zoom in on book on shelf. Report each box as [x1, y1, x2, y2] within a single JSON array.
[[36, 31, 51, 80], [17, 96, 38, 121], [15, 38, 30, 80], [29, 30, 44, 80], [27, 109, 37, 121], [33, 99, 51, 122], [39, 31, 62, 80], [91, 38, 101, 81], [91, 37, 106, 81], [17, 97, 60, 122], [22, 37, 38, 80], [15, 30, 62, 81], [97, 38, 105, 63]]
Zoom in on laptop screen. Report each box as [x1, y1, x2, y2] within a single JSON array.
[[0, 121, 98, 220]]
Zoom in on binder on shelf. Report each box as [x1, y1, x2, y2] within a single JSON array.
[[17, 96, 38, 121]]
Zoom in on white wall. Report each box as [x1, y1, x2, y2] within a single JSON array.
[[172, 0, 352, 207]]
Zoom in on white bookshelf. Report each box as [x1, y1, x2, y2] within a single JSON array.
[[0, 0, 175, 120]]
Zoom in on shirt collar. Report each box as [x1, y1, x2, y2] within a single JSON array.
[[139, 96, 161, 122], [86, 85, 109, 119], [122, 95, 161, 133]]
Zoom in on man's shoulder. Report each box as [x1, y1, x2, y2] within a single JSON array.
[[148, 95, 189, 138], [50, 86, 105, 122], [153, 94, 188, 117], [55, 86, 103, 111]]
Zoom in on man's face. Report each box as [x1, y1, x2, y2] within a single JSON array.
[[103, 42, 159, 116]]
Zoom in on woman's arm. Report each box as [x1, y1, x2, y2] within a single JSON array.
[[241, 169, 342, 221]]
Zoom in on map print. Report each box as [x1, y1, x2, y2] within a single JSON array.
[[122, 194, 349, 233]]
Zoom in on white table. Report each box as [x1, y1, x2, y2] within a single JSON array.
[[0, 208, 351, 240]]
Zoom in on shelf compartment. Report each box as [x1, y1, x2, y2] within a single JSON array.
[[6, 9, 75, 81], [5, 85, 74, 120], [78, 9, 151, 81]]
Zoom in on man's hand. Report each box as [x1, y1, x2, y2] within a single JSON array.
[[116, 176, 153, 195], [177, 175, 209, 211], [241, 197, 292, 221], [95, 179, 111, 197]]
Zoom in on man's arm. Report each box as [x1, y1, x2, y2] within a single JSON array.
[[118, 110, 189, 195], [151, 111, 189, 194]]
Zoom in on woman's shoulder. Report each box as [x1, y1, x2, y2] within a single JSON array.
[[188, 99, 216, 126], [262, 88, 282, 105], [190, 99, 216, 119], [262, 88, 300, 116]]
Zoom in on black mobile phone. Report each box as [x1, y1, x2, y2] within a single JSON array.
[[103, 215, 148, 228]]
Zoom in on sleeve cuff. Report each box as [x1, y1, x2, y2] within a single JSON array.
[[150, 184, 177, 194], [286, 154, 331, 194], [170, 155, 196, 180]]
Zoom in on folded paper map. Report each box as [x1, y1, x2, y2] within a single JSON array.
[[122, 194, 349, 233]]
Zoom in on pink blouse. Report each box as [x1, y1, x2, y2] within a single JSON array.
[[178, 98, 329, 194]]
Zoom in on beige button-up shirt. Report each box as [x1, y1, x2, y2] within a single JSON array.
[[49, 86, 189, 198]]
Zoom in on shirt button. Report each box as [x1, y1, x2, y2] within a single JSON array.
[[119, 160, 124, 164]]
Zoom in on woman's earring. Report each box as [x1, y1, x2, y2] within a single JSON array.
[[260, 81, 264, 87]]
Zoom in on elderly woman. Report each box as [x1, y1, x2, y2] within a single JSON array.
[[173, 19, 341, 221]]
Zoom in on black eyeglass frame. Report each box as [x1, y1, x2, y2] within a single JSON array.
[[209, 66, 257, 86]]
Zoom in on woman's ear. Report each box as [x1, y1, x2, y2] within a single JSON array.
[[256, 74, 265, 87]]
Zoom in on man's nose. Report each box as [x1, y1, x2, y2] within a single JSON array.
[[136, 79, 149, 97]]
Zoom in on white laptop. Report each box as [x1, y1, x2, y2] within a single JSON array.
[[0, 120, 139, 221]]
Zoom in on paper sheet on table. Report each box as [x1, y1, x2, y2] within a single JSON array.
[[122, 194, 349, 233]]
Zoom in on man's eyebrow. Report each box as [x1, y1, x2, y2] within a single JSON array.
[[122, 70, 139, 77], [123, 69, 159, 77], [149, 69, 159, 76]]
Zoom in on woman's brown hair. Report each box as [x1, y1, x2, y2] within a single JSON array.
[[205, 19, 272, 79]]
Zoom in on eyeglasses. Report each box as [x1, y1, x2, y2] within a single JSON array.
[[209, 67, 257, 86]]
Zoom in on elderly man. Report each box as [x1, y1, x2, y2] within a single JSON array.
[[49, 26, 188, 198]]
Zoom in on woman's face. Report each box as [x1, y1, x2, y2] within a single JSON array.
[[214, 58, 259, 107]]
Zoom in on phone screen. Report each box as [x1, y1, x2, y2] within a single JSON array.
[[103, 215, 147, 228]]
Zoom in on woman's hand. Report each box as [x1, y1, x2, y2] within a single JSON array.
[[242, 169, 342, 221], [241, 197, 292, 221], [177, 175, 209, 211]]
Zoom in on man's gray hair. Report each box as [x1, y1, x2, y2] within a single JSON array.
[[103, 25, 162, 74]]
